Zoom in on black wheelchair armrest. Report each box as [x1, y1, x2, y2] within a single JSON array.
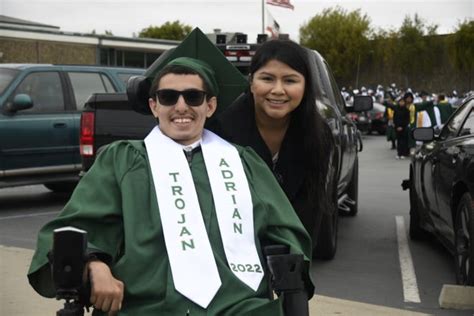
[[264, 245, 309, 316]]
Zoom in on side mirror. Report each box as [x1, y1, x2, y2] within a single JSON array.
[[350, 95, 373, 112], [5, 94, 33, 113], [412, 127, 434, 142]]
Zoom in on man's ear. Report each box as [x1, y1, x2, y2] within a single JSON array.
[[149, 98, 158, 117], [206, 96, 217, 118]]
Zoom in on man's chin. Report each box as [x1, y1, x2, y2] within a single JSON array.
[[169, 132, 200, 145]]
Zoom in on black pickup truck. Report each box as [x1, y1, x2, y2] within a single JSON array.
[[79, 40, 371, 260]]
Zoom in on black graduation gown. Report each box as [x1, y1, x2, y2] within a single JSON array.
[[209, 93, 319, 242]]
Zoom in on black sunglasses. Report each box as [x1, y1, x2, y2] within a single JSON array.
[[155, 89, 207, 107]]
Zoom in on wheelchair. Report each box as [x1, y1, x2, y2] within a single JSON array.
[[51, 228, 309, 316]]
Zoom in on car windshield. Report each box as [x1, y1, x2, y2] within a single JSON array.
[[0, 69, 20, 95], [439, 99, 473, 139]]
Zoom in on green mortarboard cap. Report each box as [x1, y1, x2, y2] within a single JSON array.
[[142, 27, 248, 117]]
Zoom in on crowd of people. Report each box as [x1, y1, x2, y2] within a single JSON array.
[[341, 83, 467, 107], [342, 83, 472, 159]]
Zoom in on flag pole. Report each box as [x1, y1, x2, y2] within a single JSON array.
[[261, 0, 265, 33]]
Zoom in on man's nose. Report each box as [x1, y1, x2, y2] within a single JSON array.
[[175, 95, 188, 111]]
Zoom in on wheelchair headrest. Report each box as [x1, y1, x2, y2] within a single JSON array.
[[127, 75, 152, 115]]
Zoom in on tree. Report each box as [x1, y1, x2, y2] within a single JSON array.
[[299, 7, 371, 86], [138, 20, 192, 41], [395, 14, 439, 89], [369, 29, 400, 85], [450, 20, 474, 90]]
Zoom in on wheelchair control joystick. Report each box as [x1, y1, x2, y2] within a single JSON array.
[[51, 227, 90, 316]]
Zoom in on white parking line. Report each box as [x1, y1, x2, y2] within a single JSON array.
[[0, 211, 59, 220], [395, 215, 421, 303]]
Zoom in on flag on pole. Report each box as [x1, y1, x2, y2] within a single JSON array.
[[265, 8, 280, 39], [266, 0, 294, 10]]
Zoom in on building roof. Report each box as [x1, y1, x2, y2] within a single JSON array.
[[0, 15, 250, 47], [0, 15, 59, 30], [0, 15, 179, 51]]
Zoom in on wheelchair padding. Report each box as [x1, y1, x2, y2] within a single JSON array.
[[127, 75, 152, 115]]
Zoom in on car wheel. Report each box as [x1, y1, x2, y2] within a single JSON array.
[[454, 192, 474, 285], [346, 157, 359, 216], [409, 173, 425, 240], [44, 181, 77, 193]]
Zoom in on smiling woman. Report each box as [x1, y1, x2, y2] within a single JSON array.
[[211, 39, 331, 255], [251, 60, 306, 145]]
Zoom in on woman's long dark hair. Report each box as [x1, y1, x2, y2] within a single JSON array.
[[249, 39, 331, 215]]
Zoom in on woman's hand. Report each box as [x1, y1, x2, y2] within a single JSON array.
[[88, 260, 124, 316]]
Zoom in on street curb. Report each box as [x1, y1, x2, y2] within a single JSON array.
[[309, 295, 431, 315], [439, 284, 474, 310]]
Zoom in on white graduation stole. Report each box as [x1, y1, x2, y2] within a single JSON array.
[[201, 130, 264, 291], [144, 127, 263, 308], [416, 111, 431, 128]]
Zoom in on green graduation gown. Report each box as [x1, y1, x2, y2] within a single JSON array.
[[407, 101, 437, 148], [436, 101, 454, 124], [28, 140, 313, 315], [410, 101, 438, 128]]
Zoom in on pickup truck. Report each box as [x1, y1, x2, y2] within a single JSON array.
[[0, 64, 144, 192], [79, 39, 371, 259]]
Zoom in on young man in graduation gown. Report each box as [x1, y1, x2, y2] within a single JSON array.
[[28, 57, 313, 315], [406, 92, 442, 130], [435, 94, 454, 124]]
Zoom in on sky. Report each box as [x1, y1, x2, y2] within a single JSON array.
[[1, 0, 473, 42]]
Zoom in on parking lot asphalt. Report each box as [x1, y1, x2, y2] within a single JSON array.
[[1, 245, 434, 316]]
